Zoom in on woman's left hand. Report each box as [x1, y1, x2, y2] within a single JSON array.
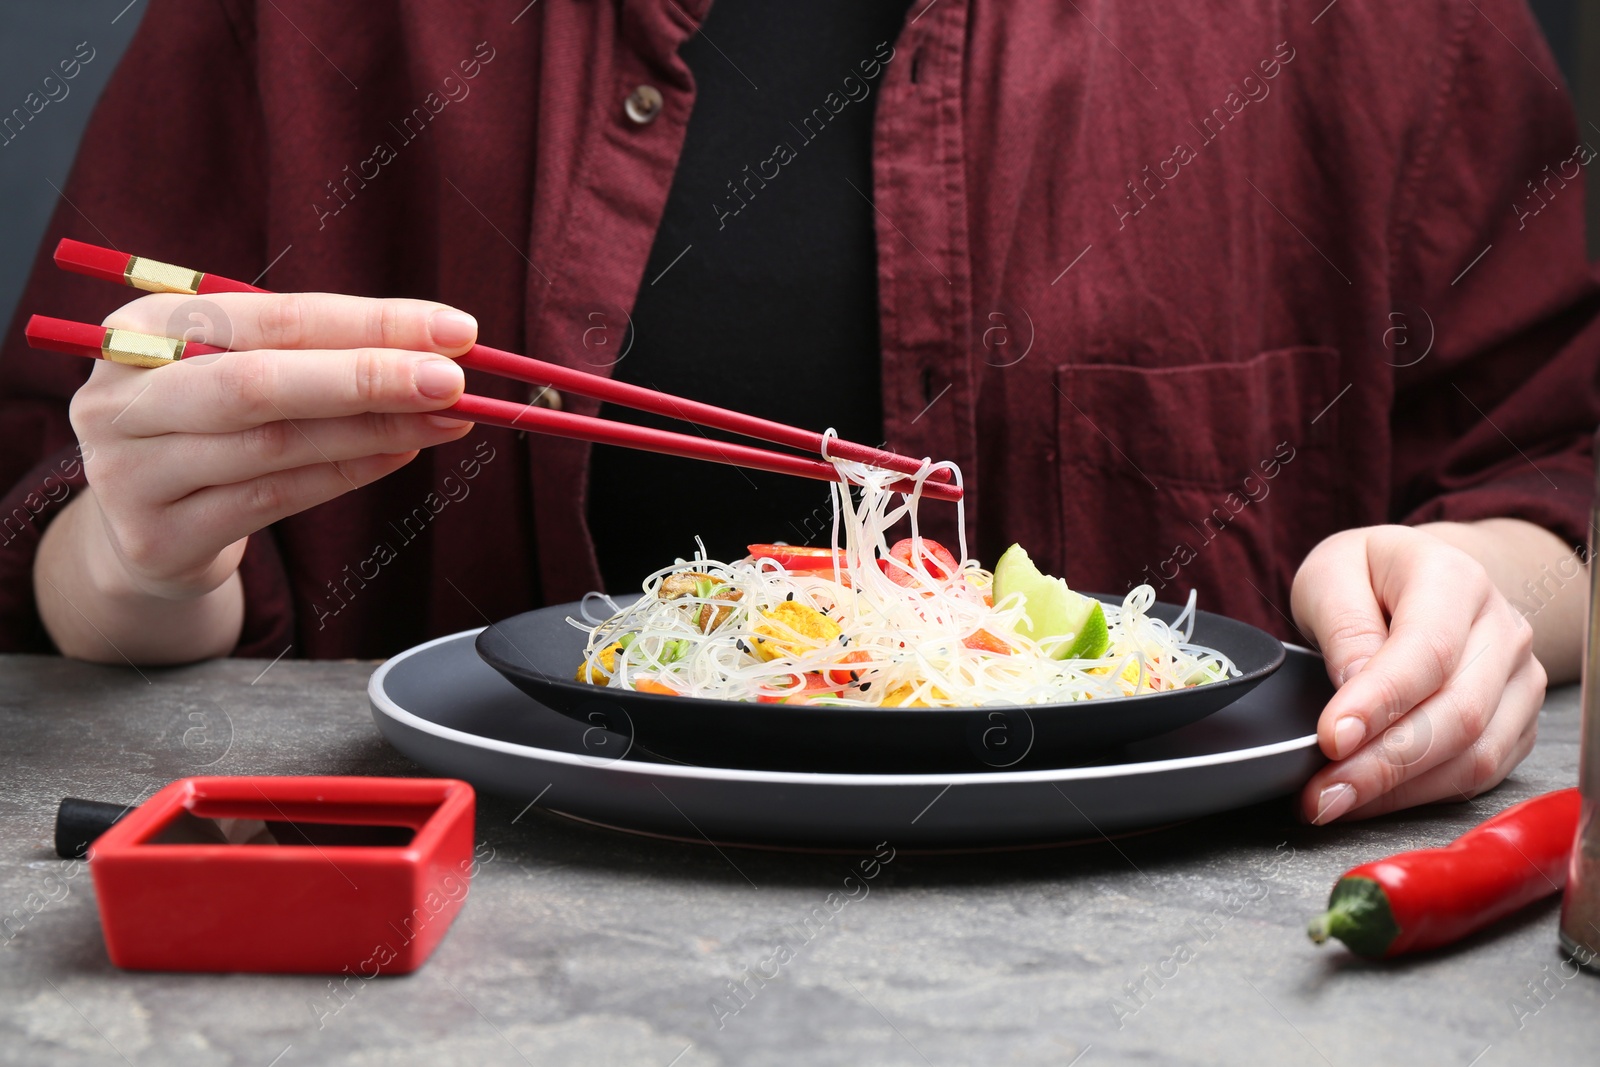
[[1289, 524, 1546, 823]]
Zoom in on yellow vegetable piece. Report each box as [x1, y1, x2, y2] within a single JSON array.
[[880, 682, 951, 707], [576, 642, 624, 684], [750, 601, 842, 661], [1088, 658, 1148, 695]]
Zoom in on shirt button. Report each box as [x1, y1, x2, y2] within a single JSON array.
[[624, 85, 663, 125], [529, 386, 563, 410]]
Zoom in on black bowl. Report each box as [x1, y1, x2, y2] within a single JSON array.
[[475, 594, 1287, 773]]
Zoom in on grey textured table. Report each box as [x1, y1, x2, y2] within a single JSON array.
[[1, 653, 1596, 1066]]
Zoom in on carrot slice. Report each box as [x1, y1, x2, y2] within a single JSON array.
[[962, 629, 1014, 655]]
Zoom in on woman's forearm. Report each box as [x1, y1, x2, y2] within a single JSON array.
[[1416, 518, 1588, 684], [34, 489, 244, 665]]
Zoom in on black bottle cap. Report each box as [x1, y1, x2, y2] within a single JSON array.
[[55, 797, 135, 859]]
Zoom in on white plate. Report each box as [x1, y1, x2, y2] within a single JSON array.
[[368, 629, 1329, 848]]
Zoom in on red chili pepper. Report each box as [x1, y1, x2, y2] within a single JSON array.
[[1307, 788, 1580, 958]]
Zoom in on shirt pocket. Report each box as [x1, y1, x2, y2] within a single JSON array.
[[1051, 346, 1345, 634]]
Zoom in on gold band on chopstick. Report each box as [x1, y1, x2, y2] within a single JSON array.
[[101, 328, 185, 367], [123, 255, 203, 295]]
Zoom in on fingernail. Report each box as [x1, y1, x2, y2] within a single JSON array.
[[1332, 716, 1365, 759], [1339, 657, 1370, 686], [425, 414, 471, 431], [415, 359, 464, 399], [429, 310, 478, 348], [1313, 783, 1356, 825]]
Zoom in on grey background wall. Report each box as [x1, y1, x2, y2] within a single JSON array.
[[0, 1, 1594, 336], [0, 1, 146, 335]]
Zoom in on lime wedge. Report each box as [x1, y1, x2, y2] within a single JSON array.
[[1061, 601, 1110, 659], [992, 544, 1111, 660]]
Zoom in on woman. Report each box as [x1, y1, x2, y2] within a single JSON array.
[[1, 0, 1595, 826]]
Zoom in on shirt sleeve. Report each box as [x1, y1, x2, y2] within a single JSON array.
[[1389, 0, 1600, 552], [0, 0, 296, 656]]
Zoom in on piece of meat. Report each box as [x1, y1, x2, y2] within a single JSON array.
[[697, 587, 743, 633]]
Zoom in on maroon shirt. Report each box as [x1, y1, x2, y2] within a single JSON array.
[[3, 0, 1597, 659]]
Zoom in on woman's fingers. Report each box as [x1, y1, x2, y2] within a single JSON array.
[[82, 401, 467, 585], [1327, 530, 1492, 731], [173, 451, 423, 549], [102, 291, 478, 356], [88, 346, 467, 438], [88, 447, 424, 586], [1296, 527, 1491, 762], [1291, 527, 1389, 688], [1291, 524, 1547, 824], [1299, 618, 1522, 822], [60, 292, 483, 600], [1327, 660, 1544, 821], [111, 412, 471, 501]]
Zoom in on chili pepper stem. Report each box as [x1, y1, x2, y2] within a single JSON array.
[[1307, 900, 1357, 945], [1306, 876, 1401, 958]]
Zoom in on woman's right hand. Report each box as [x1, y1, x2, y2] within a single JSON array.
[[38, 291, 478, 662]]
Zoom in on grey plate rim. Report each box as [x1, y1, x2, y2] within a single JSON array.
[[369, 628, 1323, 785]]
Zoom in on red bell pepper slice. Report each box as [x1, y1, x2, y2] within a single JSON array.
[[755, 671, 843, 704], [880, 538, 959, 587], [746, 544, 847, 572], [962, 629, 1014, 655], [825, 650, 874, 686]]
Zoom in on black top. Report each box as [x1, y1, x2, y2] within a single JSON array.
[[586, 0, 913, 593]]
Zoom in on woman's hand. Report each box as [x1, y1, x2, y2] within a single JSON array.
[[1289, 522, 1566, 823], [36, 291, 478, 663]]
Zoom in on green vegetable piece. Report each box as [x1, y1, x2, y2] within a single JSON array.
[[992, 544, 1110, 660]]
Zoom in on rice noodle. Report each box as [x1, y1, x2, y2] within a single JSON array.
[[570, 451, 1239, 705]]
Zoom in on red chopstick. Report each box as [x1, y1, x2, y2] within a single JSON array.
[[55, 239, 265, 296], [23, 314, 962, 501], [51, 239, 953, 487]]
